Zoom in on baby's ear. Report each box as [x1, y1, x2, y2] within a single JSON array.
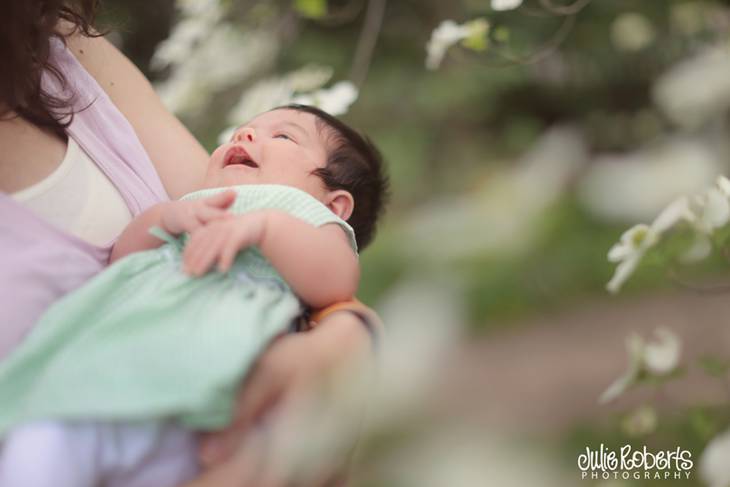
[[325, 190, 354, 221]]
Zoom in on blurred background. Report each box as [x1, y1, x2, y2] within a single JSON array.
[[96, 0, 730, 484]]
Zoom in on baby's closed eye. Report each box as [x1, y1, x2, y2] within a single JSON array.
[[273, 133, 296, 143]]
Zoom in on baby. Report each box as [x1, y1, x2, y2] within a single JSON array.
[[0, 104, 388, 487]]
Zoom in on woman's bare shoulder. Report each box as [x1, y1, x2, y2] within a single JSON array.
[[61, 23, 209, 199]]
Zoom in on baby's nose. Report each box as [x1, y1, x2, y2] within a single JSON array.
[[235, 127, 256, 143]]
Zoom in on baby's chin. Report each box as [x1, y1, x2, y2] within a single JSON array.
[[202, 170, 257, 189], [201, 172, 328, 203]]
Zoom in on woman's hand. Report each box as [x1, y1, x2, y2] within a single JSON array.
[[197, 331, 326, 467], [182, 211, 269, 276], [196, 310, 375, 484], [160, 190, 236, 236]]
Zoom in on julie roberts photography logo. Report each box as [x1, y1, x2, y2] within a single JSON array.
[[578, 444, 693, 481]]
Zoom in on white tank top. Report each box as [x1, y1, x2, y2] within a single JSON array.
[[11, 138, 132, 246]]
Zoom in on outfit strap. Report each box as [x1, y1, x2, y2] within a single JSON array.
[[307, 299, 383, 349]]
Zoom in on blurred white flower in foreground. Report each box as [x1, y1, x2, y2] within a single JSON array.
[[425, 19, 489, 70], [491, 0, 524, 12], [372, 276, 466, 421], [653, 45, 730, 128], [578, 137, 720, 224], [292, 81, 359, 116], [408, 126, 586, 260], [233, 277, 578, 486], [606, 197, 695, 293], [700, 428, 730, 487], [599, 328, 681, 404], [252, 277, 467, 485]]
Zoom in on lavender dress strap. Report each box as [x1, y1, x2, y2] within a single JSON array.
[[43, 36, 169, 213], [0, 36, 169, 359]]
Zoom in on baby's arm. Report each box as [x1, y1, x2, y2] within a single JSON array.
[[183, 211, 359, 309], [261, 212, 359, 308], [109, 191, 236, 264]]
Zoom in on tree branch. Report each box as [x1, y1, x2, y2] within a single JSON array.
[[348, 0, 387, 88], [538, 0, 593, 16]]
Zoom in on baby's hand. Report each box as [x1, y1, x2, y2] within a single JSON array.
[[183, 211, 269, 276], [161, 191, 236, 235]]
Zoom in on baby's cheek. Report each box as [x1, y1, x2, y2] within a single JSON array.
[[209, 146, 227, 164]]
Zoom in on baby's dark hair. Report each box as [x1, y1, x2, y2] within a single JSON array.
[[276, 103, 389, 250]]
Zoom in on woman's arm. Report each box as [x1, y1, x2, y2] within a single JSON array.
[[64, 29, 209, 199], [197, 307, 378, 473], [183, 211, 360, 309], [110, 191, 236, 263]]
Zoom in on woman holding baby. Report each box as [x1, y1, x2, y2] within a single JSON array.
[[0, 1, 382, 485]]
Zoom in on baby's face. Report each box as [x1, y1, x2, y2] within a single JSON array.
[[204, 109, 330, 200]]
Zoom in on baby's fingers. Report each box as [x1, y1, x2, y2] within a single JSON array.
[[183, 230, 215, 274], [217, 228, 253, 272], [217, 237, 240, 273], [188, 228, 229, 276], [182, 235, 204, 274], [203, 190, 236, 210], [197, 206, 232, 225]]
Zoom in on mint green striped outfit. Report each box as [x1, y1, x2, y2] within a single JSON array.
[[0, 184, 357, 435]]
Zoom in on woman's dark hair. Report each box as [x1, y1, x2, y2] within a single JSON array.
[[0, 0, 101, 136], [277, 104, 389, 250]]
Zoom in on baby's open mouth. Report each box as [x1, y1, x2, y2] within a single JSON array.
[[223, 145, 259, 168]]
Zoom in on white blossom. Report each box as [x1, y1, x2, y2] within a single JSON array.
[[491, 0, 523, 11], [717, 175, 730, 197], [292, 81, 359, 116], [680, 177, 730, 263], [651, 196, 696, 234], [425, 21, 470, 70], [605, 174, 730, 287], [599, 328, 682, 403], [151, 18, 210, 70], [220, 70, 353, 143], [425, 19, 488, 70], [693, 177, 730, 234], [680, 235, 712, 263], [155, 27, 279, 115], [151, 0, 223, 70], [228, 78, 294, 123], [599, 333, 644, 404], [700, 429, 730, 487], [606, 197, 695, 293], [287, 65, 334, 93], [643, 327, 681, 374]]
